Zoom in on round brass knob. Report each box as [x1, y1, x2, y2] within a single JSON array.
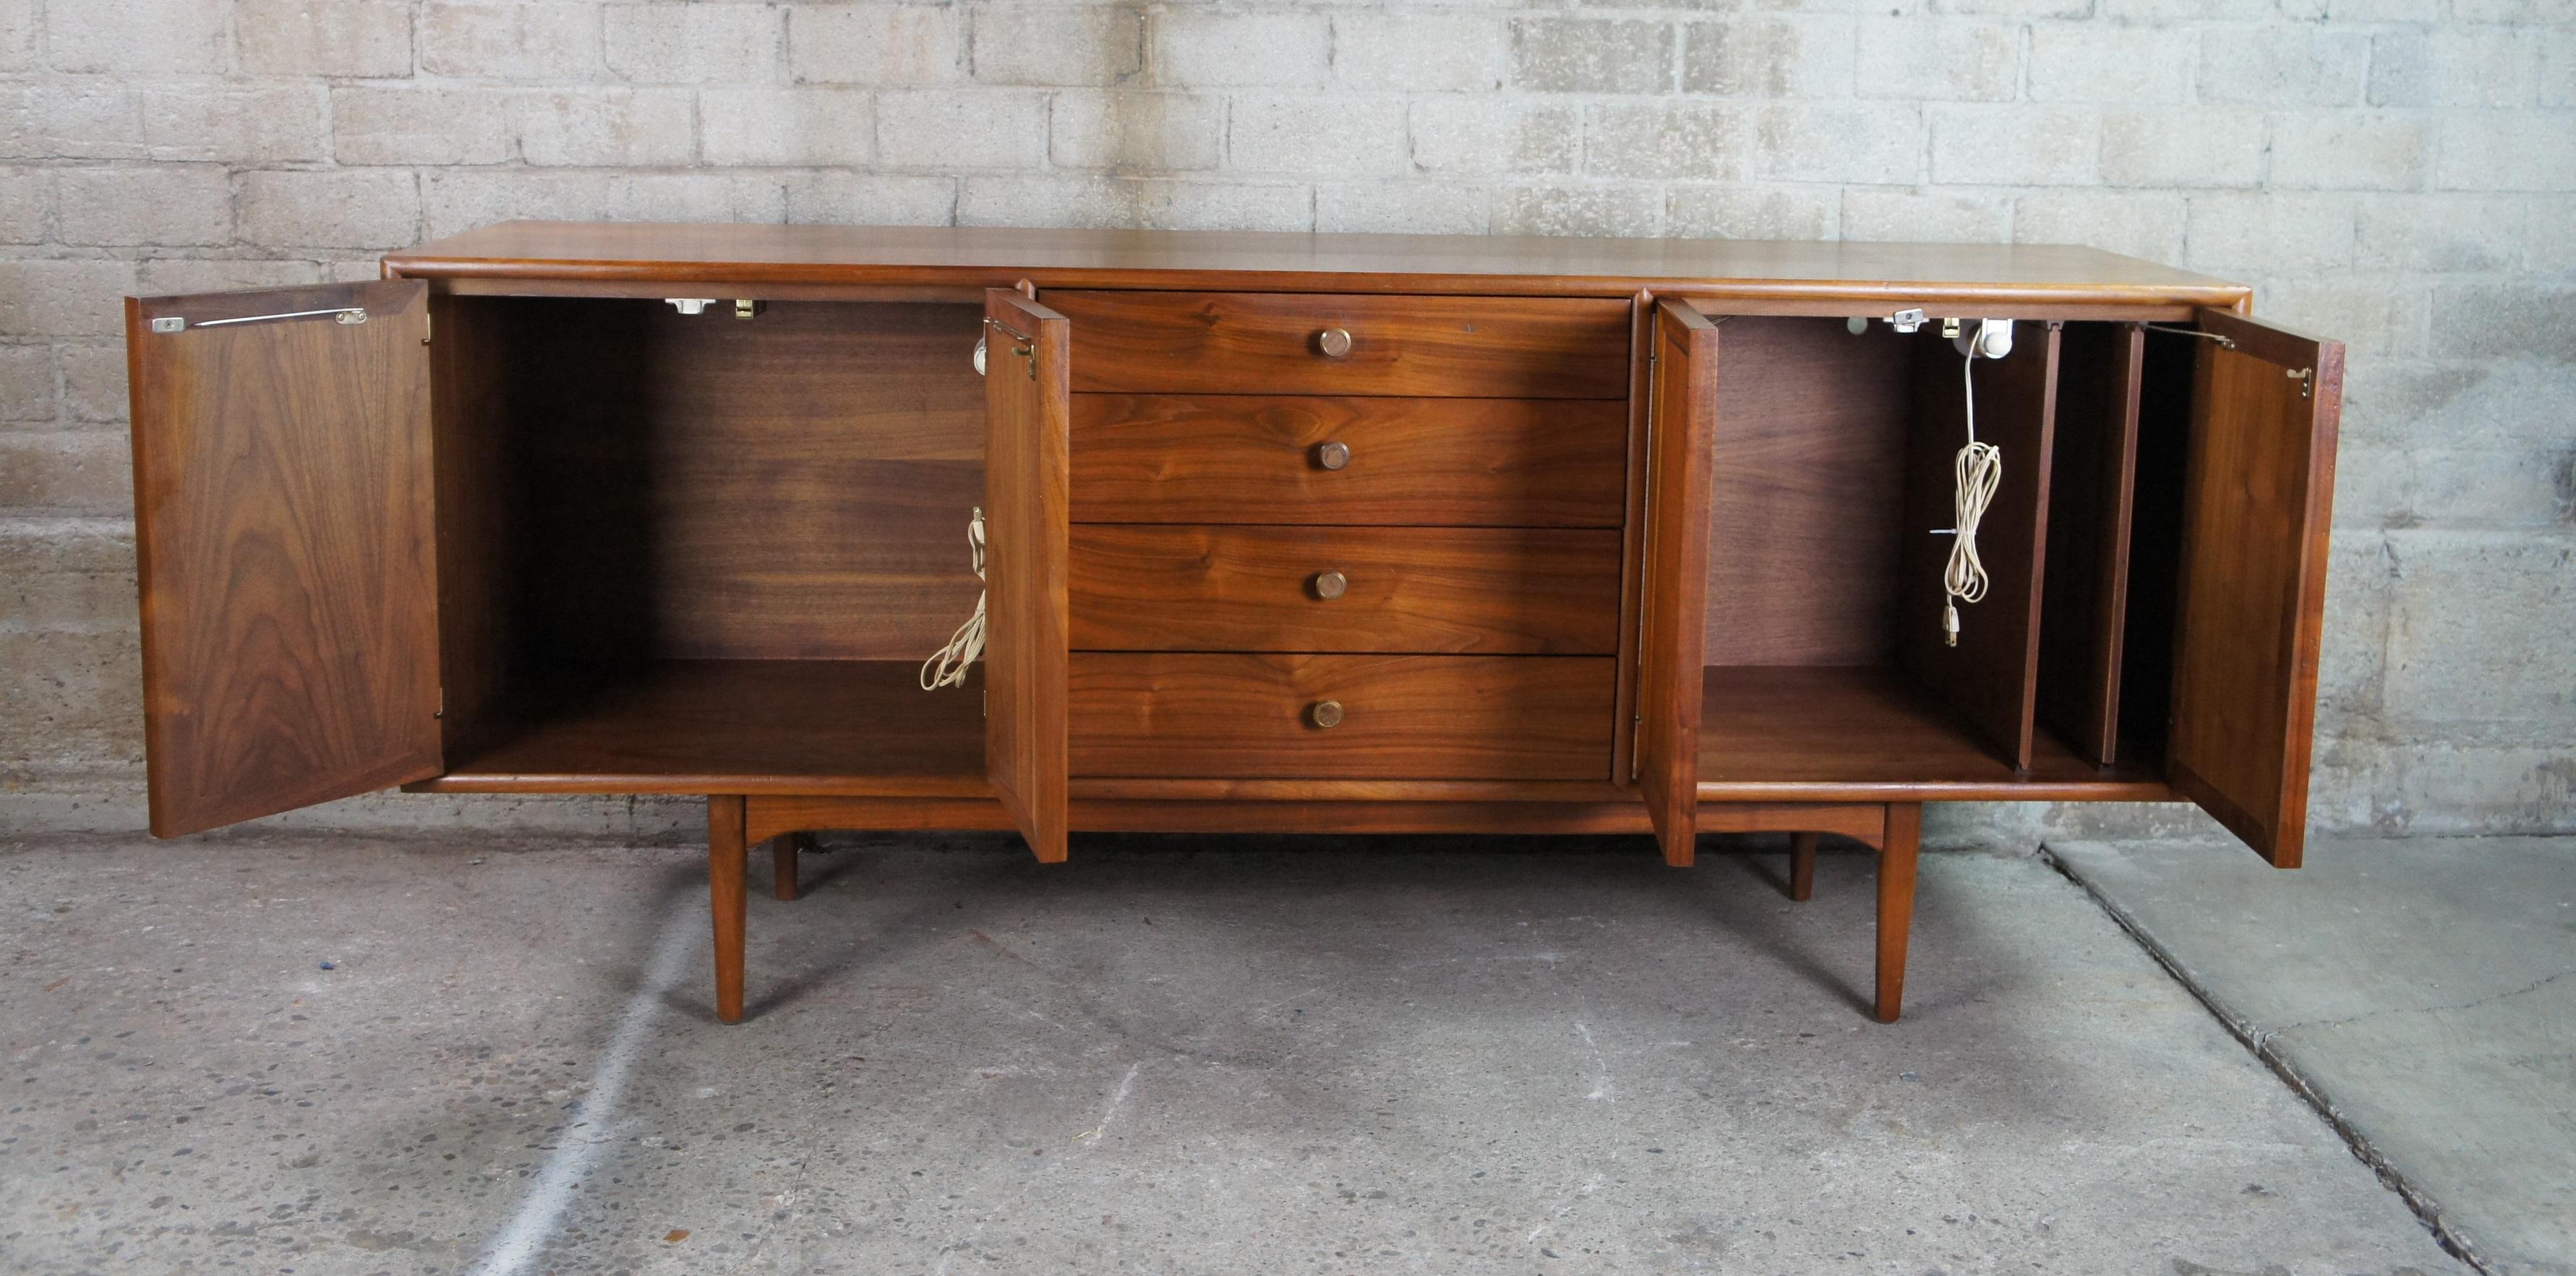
[[1309, 700, 1344, 729], [1311, 570, 1348, 600], [1316, 327, 1353, 358], [1314, 440, 1351, 471]]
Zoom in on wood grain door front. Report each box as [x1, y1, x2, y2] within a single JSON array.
[[983, 288, 1073, 863], [127, 281, 443, 836], [1069, 525, 1622, 654], [1067, 394, 1628, 527], [1070, 654, 1616, 779], [1635, 298, 1721, 866], [1047, 292, 1633, 398], [2164, 309, 2343, 868]]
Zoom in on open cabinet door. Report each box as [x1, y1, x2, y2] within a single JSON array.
[[982, 289, 1071, 863], [1635, 299, 1720, 867], [2166, 309, 2344, 868], [127, 281, 442, 836]]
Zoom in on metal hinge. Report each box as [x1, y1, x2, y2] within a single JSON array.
[[150, 307, 368, 334], [2288, 367, 2314, 398], [435, 688, 445, 719], [983, 317, 1037, 379], [2139, 322, 2236, 351]]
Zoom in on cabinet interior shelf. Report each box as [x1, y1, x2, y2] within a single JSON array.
[[416, 656, 2166, 802], [1697, 666, 2167, 800], [417, 660, 990, 797]]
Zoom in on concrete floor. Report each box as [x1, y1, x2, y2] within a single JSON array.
[[1, 831, 2470, 1275], [2053, 836, 2576, 1276]]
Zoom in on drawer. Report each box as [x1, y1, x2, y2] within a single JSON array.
[[1069, 654, 1615, 779], [1068, 395, 1627, 527], [1069, 526, 1622, 654], [1048, 291, 1631, 399]]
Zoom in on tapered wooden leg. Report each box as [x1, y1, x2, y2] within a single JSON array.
[[771, 833, 801, 902], [1874, 804, 1922, 1024], [709, 795, 749, 1024], [1788, 831, 1818, 902]]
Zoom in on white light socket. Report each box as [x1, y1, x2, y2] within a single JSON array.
[[1954, 318, 2014, 360]]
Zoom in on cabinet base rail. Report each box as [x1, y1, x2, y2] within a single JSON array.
[[703, 795, 1922, 1027]]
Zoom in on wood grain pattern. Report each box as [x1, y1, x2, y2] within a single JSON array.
[[1710, 805, 1886, 844], [985, 289, 1073, 863], [422, 659, 992, 795], [1696, 316, 1914, 665], [1698, 666, 2168, 799], [1047, 291, 1632, 398], [1636, 299, 1721, 866], [1875, 803, 1922, 1023], [1609, 291, 1652, 788], [2037, 322, 2145, 766], [709, 794, 748, 1022], [1068, 394, 1627, 526], [127, 281, 444, 836], [2164, 309, 2342, 869], [1068, 524, 1622, 654], [1069, 654, 1615, 780], [476, 299, 985, 669], [385, 222, 2254, 317], [1893, 322, 2062, 771], [745, 794, 1893, 841], [408, 659, 2036, 808], [773, 833, 802, 902], [427, 295, 515, 762]]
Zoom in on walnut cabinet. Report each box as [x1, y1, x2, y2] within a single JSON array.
[[122, 223, 2343, 1024]]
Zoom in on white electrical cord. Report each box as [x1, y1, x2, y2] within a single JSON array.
[[920, 508, 987, 690], [1942, 353, 2001, 648]]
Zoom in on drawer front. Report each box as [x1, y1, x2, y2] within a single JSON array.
[[1048, 291, 1631, 399], [1069, 526, 1622, 655], [1069, 654, 1614, 779], [1069, 395, 1627, 527]]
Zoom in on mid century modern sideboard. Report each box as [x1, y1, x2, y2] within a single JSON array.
[[121, 223, 2342, 1024]]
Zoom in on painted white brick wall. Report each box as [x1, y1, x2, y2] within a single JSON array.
[[0, 0, 2569, 842]]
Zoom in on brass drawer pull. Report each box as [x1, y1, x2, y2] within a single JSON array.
[[1311, 570, 1348, 600], [1314, 440, 1351, 471], [1315, 326, 1353, 358], [1309, 700, 1344, 729]]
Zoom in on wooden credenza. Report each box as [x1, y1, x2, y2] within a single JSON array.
[[121, 223, 2343, 1024]]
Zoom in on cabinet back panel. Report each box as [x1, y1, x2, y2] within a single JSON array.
[[460, 299, 989, 679], [1700, 317, 1913, 665]]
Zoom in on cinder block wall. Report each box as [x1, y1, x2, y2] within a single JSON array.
[[1, 0, 2569, 842]]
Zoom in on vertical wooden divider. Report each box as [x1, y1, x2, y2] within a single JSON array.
[[1894, 322, 2063, 771], [2037, 323, 2146, 767]]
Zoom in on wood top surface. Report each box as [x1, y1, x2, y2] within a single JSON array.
[[386, 220, 2251, 307]]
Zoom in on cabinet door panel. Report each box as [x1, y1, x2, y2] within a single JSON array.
[[2166, 309, 2343, 868], [983, 290, 1072, 863], [127, 281, 442, 836], [1635, 299, 1719, 865]]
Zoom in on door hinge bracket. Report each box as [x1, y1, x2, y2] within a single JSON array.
[[435, 688, 445, 720], [983, 317, 1037, 378], [2288, 367, 2314, 398]]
